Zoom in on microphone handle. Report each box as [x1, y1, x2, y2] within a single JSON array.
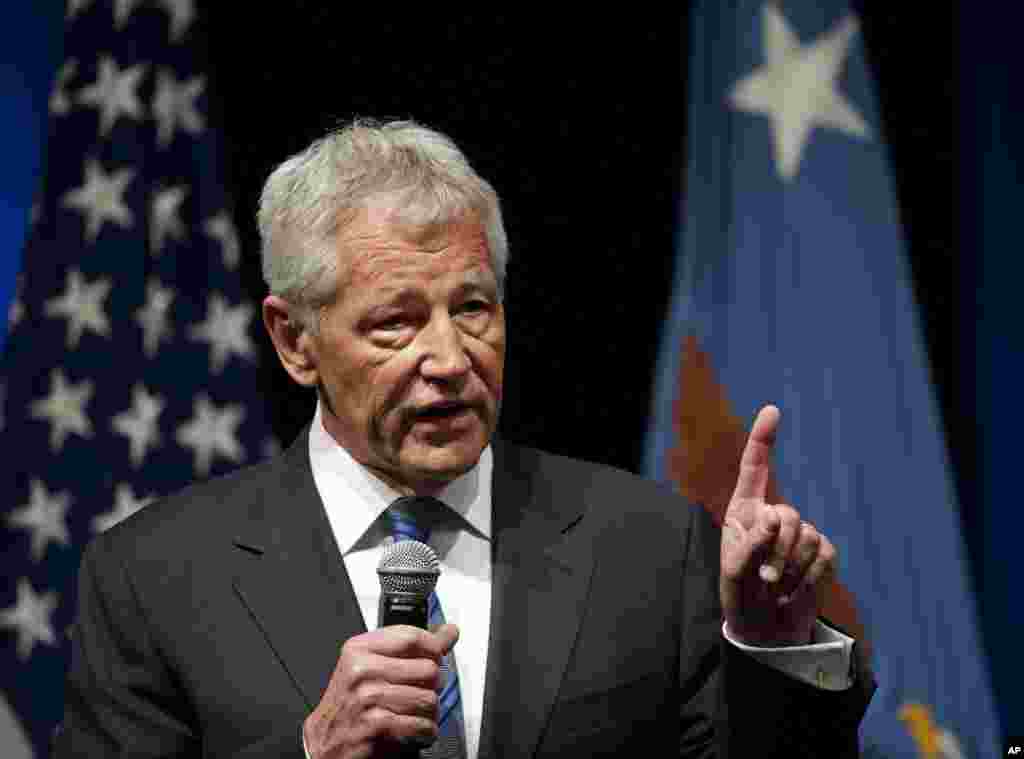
[[377, 589, 437, 753], [377, 590, 430, 629]]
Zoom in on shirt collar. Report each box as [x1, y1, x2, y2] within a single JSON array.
[[308, 399, 492, 556]]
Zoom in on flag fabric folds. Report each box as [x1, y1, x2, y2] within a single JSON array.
[[644, 2, 1000, 756], [0, 3, 275, 756]]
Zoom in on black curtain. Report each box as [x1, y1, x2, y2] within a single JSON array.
[[204, 5, 954, 482]]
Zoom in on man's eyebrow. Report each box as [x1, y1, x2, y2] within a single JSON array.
[[454, 270, 499, 294], [452, 281, 495, 298], [363, 289, 418, 311], [356, 269, 497, 310]]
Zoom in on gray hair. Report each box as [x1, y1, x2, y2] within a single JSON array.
[[258, 118, 508, 331]]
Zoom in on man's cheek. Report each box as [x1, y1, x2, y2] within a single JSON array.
[[374, 399, 407, 446]]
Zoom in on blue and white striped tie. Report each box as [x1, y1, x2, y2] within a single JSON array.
[[385, 496, 467, 759]]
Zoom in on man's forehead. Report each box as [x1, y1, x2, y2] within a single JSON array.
[[358, 263, 497, 294], [339, 208, 492, 278], [342, 200, 484, 245]]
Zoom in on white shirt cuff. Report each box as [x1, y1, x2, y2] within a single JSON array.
[[722, 620, 855, 691]]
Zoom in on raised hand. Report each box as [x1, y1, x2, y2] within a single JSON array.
[[304, 624, 459, 758], [720, 406, 838, 646]]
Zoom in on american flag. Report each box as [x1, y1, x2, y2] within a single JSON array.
[[0, 2, 277, 755]]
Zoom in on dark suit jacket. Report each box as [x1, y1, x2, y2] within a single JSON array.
[[56, 430, 874, 757]]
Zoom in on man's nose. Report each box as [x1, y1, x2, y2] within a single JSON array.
[[418, 315, 471, 380]]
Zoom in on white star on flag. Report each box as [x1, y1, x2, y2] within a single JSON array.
[[8, 275, 24, 331], [189, 293, 255, 374], [9, 296, 24, 331], [111, 384, 165, 467], [92, 484, 154, 534], [0, 579, 59, 662], [727, 3, 870, 180], [114, 0, 144, 28], [61, 159, 135, 243], [0, 1, 281, 750], [157, 0, 196, 43], [66, 0, 93, 21], [152, 68, 205, 148], [150, 185, 189, 254], [135, 278, 176, 358], [204, 211, 240, 269], [77, 56, 148, 137], [176, 393, 246, 477], [44, 268, 112, 348], [30, 369, 94, 452], [50, 59, 78, 116], [7, 479, 72, 562]]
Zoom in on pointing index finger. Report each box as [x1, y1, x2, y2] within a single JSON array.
[[731, 405, 781, 502]]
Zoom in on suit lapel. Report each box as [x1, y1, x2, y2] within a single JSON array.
[[478, 441, 595, 759], [230, 428, 365, 709], [228, 431, 595, 753]]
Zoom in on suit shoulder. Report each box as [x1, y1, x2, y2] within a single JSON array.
[[495, 439, 700, 527], [89, 453, 288, 561]]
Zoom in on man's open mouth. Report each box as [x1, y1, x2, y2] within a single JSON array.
[[415, 402, 470, 420]]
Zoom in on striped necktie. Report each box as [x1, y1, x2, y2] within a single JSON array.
[[385, 496, 467, 759]]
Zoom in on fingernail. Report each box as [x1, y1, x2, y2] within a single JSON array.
[[759, 564, 780, 583]]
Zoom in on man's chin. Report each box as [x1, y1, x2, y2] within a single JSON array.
[[411, 444, 483, 477], [397, 435, 487, 484]]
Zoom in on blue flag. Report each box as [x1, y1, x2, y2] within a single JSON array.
[[0, 3, 276, 756], [0, 6, 63, 360], [645, 2, 1000, 756]]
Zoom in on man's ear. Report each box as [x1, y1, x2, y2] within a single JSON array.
[[262, 295, 319, 387]]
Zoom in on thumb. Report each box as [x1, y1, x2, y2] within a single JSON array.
[[433, 623, 459, 655]]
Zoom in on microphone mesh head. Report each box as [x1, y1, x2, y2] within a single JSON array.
[[377, 539, 440, 595]]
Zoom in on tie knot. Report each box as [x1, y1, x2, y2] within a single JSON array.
[[385, 496, 447, 544]]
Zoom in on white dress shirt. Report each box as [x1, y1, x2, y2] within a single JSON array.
[[304, 401, 853, 758], [307, 402, 492, 759]]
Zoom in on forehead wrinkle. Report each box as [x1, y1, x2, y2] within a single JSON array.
[[343, 230, 466, 273], [335, 211, 492, 298], [338, 258, 496, 312], [352, 240, 491, 277]]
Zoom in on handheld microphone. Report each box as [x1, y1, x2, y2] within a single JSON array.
[[376, 539, 440, 629]]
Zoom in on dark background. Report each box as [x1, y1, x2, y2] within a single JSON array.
[[204, 4, 957, 483], [205, 7, 691, 469]]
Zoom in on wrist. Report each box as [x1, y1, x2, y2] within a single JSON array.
[[725, 620, 815, 647]]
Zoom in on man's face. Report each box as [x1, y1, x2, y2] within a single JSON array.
[[307, 206, 505, 494]]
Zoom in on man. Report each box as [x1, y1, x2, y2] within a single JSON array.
[[56, 120, 874, 758]]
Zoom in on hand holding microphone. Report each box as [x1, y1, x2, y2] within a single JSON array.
[[303, 540, 458, 759]]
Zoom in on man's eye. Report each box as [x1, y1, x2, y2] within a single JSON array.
[[375, 317, 406, 331]]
